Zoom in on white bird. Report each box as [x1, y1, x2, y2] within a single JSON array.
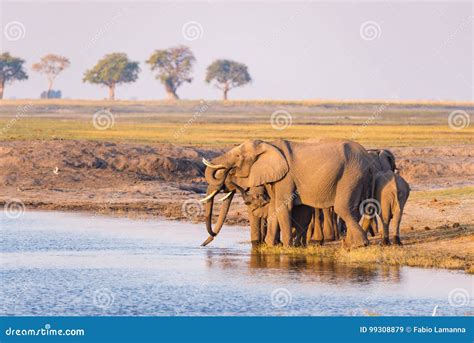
[[53, 167, 59, 175]]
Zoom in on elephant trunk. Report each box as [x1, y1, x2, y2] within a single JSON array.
[[201, 191, 235, 246], [204, 160, 229, 187], [204, 192, 216, 237]]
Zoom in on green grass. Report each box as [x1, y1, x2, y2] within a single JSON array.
[[1, 118, 472, 147], [411, 186, 474, 201]]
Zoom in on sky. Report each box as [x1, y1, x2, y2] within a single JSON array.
[[0, 1, 472, 101]]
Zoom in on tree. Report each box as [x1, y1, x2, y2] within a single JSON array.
[[83, 53, 140, 100], [205, 59, 251, 100], [146, 46, 195, 100], [0, 52, 28, 99], [32, 54, 70, 99]]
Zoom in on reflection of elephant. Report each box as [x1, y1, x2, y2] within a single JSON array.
[[200, 139, 372, 248], [370, 171, 410, 245], [248, 252, 389, 283]]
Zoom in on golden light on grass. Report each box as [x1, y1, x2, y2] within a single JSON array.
[[1, 119, 472, 147]]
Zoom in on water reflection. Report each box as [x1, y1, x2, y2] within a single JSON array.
[[248, 252, 401, 284]]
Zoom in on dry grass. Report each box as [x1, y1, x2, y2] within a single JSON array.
[[257, 244, 472, 273], [257, 224, 474, 273]]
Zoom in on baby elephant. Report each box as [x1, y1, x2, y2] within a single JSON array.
[[364, 170, 410, 245], [238, 185, 313, 247]]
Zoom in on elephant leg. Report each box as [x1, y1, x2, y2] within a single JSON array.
[[249, 208, 262, 248], [371, 217, 379, 235], [265, 202, 279, 246], [380, 200, 391, 246], [391, 209, 403, 246], [306, 210, 315, 244], [337, 217, 347, 237], [323, 208, 336, 241], [260, 217, 268, 244], [292, 206, 312, 247], [361, 216, 374, 236], [276, 208, 292, 247], [334, 183, 369, 249], [381, 221, 390, 246], [309, 208, 324, 245]]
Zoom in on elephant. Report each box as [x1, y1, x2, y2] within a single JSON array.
[[362, 148, 398, 238], [200, 139, 373, 249], [235, 184, 313, 247], [366, 149, 396, 172], [367, 170, 410, 245], [236, 184, 340, 247]]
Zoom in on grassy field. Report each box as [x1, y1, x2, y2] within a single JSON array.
[[410, 186, 474, 201], [0, 100, 474, 147], [1, 119, 473, 147], [1, 99, 472, 146]]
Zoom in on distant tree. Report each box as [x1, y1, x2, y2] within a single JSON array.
[[146, 46, 195, 100], [40, 89, 62, 99], [83, 53, 140, 100], [32, 54, 70, 99], [0, 52, 28, 99], [205, 59, 251, 100]]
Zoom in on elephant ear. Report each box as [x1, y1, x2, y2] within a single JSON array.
[[247, 142, 288, 187], [379, 150, 396, 171]]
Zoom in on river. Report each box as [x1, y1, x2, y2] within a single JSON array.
[[1, 211, 472, 316]]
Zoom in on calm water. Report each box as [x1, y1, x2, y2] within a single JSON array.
[[0, 211, 472, 316]]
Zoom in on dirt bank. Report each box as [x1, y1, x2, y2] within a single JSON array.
[[1, 140, 473, 271]]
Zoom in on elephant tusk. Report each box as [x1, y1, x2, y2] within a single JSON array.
[[202, 158, 225, 169], [199, 189, 219, 203], [217, 191, 234, 202], [201, 236, 215, 247]]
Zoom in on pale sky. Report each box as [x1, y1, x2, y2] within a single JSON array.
[[0, 1, 472, 101]]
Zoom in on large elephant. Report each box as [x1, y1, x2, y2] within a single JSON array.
[[200, 139, 372, 248]]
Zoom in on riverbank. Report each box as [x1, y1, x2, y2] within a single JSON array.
[[1, 139, 473, 273], [257, 225, 474, 274]]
